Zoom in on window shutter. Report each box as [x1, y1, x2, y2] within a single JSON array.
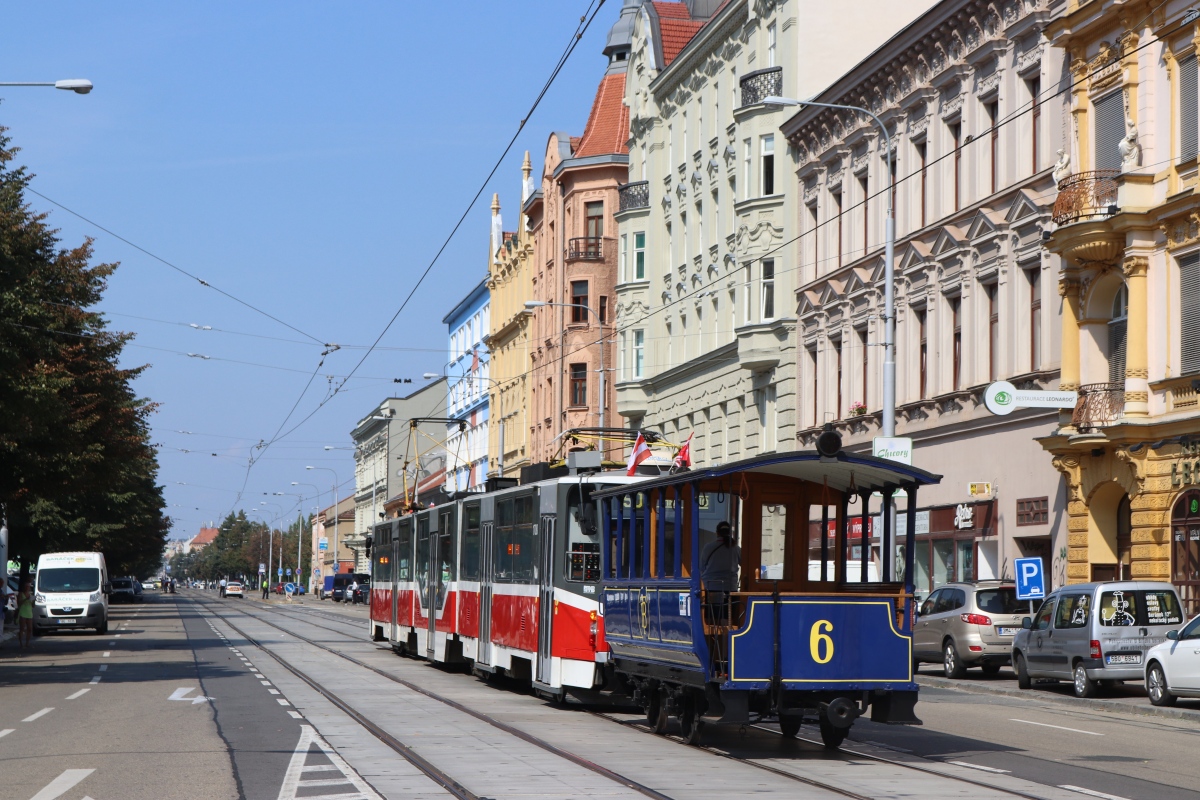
[[1108, 319, 1127, 384], [1181, 55, 1198, 162], [1181, 253, 1200, 374], [1094, 91, 1125, 171]]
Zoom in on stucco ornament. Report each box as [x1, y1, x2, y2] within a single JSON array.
[[1119, 117, 1140, 168], [1052, 149, 1071, 184]]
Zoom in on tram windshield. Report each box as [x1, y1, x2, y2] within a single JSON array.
[[565, 485, 601, 582]]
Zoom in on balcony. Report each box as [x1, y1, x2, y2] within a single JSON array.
[[618, 181, 649, 212], [566, 237, 610, 261], [740, 67, 782, 108], [1072, 382, 1125, 432], [1052, 170, 1119, 226]]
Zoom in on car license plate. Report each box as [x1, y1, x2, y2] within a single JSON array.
[[1106, 654, 1140, 665], [57, 619, 76, 625], [997, 627, 1019, 636]]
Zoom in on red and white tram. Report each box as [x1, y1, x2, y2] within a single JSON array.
[[368, 471, 642, 696]]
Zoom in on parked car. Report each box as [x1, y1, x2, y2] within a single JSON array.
[[1012, 581, 1185, 698], [329, 573, 369, 602], [224, 581, 244, 599], [109, 577, 142, 603], [1144, 612, 1200, 706], [913, 581, 1027, 677], [351, 579, 370, 605]]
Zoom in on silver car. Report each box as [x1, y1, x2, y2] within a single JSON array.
[[1012, 581, 1185, 698], [913, 581, 1028, 677]]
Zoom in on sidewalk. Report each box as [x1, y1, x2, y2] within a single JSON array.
[[917, 672, 1200, 724]]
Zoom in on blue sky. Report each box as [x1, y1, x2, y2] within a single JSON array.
[[1, 1, 617, 540]]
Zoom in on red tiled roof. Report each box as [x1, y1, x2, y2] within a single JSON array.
[[191, 527, 219, 547], [573, 73, 630, 157], [653, 2, 707, 66], [653, 1, 691, 18]]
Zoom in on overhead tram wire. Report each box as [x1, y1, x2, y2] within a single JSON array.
[[258, 0, 610, 454]]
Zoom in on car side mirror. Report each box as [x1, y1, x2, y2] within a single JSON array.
[[1021, 617, 1032, 629], [102, 582, 112, 595], [1166, 629, 1179, 640]]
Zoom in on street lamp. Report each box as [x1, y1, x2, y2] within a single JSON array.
[[293, 481, 322, 592], [0, 79, 93, 94], [260, 501, 283, 585], [523, 299, 611, 451], [764, 96, 897, 441], [307, 465, 341, 580]]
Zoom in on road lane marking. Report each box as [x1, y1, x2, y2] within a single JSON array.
[[277, 699, 290, 706], [23, 708, 53, 722], [288, 711, 303, 719], [261, 680, 272, 686], [1010, 719, 1103, 736], [0, 729, 13, 739], [89, 676, 101, 684], [66, 688, 90, 700], [268, 689, 280, 695], [28, 768, 94, 800], [1059, 786, 1132, 800], [102, 652, 110, 658], [168, 687, 213, 705], [277, 725, 382, 800], [948, 760, 1010, 774], [98, 665, 107, 671], [301, 764, 336, 772], [108, 641, 115, 645]]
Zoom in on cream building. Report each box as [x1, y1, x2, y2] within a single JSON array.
[[1041, 0, 1200, 614], [614, 0, 938, 464], [484, 158, 535, 479], [779, 0, 1069, 595]]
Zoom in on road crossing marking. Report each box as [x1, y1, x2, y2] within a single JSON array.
[[28, 768, 94, 800], [23, 708, 53, 722], [287, 711, 303, 719], [277, 699, 290, 706], [0, 729, 13, 739], [90, 676, 101, 684], [947, 760, 1010, 773], [1059, 786, 1132, 800], [1010, 719, 1103, 736], [98, 665, 107, 671], [276, 724, 382, 800], [102, 652, 110, 658], [66, 688, 90, 700], [168, 687, 214, 705]]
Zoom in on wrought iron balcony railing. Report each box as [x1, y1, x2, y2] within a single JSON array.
[[740, 67, 783, 108], [1052, 170, 1120, 226], [567, 237, 606, 261], [1072, 382, 1125, 431], [618, 181, 649, 212]]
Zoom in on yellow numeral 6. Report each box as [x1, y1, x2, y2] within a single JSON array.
[[810, 620, 834, 664]]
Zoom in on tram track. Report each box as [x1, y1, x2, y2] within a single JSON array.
[[197, 593, 1066, 800], [187, 593, 679, 800]]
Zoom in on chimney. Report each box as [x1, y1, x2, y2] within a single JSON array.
[[490, 193, 503, 263]]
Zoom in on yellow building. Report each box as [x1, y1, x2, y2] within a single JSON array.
[[484, 154, 535, 478], [1042, 0, 1200, 613]]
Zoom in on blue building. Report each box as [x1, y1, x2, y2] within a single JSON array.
[[443, 278, 490, 492]]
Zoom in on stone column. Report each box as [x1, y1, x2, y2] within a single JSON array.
[[1059, 274, 1081, 396], [1122, 256, 1149, 417]]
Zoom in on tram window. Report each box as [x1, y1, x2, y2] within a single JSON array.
[[759, 504, 788, 580], [496, 495, 537, 583], [461, 504, 481, 581], [417, 517, 431, 605], [565, 487, 601, 583], [397, 523, 411, 581]]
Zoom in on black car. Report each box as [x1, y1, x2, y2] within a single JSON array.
[[110, 577, 144, 603], [330, 573, 370, 602], [351, 580, 370, 605]]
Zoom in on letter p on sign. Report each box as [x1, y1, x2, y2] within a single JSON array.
[[1015, 557, 1045, 601]]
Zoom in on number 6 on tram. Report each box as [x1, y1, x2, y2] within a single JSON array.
[[592, 439, 941, 748]]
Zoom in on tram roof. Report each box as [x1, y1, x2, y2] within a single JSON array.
[[591, 450, 941, 499]]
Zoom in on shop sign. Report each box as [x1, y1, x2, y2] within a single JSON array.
[[968, 482, 992, 498], [984, 381, 1077, 416], [954, 504, 974, 529], [873, 436, 913, 465], [871, 509, 930, 537]]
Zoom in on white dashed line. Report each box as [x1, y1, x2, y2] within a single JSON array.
[[947, 761, 1010, 774], [66, 688, 90, 700], [277, 699, 290, 706], [89, 676, 101, 684], [1059, 786, 1132, 800], [27, 768, 94, 800], [0, 729, 13, 739], [23, 708, 54, 722], [260, 680, 272, 686], [268, 689, 280, 695], [287, 711, 303, 720], [1010, 719, 1103, 736], [102, 652, 111, 658], [98, 665, 108, 672]]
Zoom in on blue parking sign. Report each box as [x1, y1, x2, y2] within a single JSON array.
[[1015, 557, 1046, 600]]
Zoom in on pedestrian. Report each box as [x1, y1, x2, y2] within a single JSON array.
[[219, 577, 226, 598], [17, 580, 34, 650], [261, 579, 269, 600]]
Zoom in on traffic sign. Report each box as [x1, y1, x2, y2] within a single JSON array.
[[314, 568, 321, 577], [258, 563, 266, 574], [984, 381, 1077, 416], [277, 567, 283, 577], [1015, 557, 1046, 601], [284, 582, 295, 595], [318, 537, 329, 551], [286, 568, 292, 576]]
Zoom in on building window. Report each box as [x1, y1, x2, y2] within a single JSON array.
[[987, 283, 999, 381], [1109, 284, 1128, 384], [571, 280, 588, 323], [767, 21, 777, 67], [834, 338, 844, 419], [915, 140, 927, 228], [858, 327, 869, 410], [640, 142, 647, 181], [1181, 254, 1200, 373], [619, 233, 627, 283], [1094, 91, 1125, 171], [858, 174, 869, 254], [1027, 77, 1041, 174], [569, 363, 587, 407], [1181, 54, 1198, 163], [1017, 497, 1049, 526], [743, 138, 752, 200], [832, 189, 843, 268], [599, 295, 608, 324], [743, 262, 752, 323], [1030, 268, 1042, 371], [619, 331, 627, 381], [808, 346, 819, 427], [949, 121, 962, 212], [634, 231, 646, 279], [761, 135, 775, 196], [633, 329, 645, 378], [585, 201, 604, 242], [917, 308, 928, 399], [761, 259, 775, 320], [951, 296, 962, 391], [986, 100, 999, 195]]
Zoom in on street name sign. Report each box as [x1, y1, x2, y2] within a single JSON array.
[[984, 381, 1077, 416], [1015, 557, 1046, 601]]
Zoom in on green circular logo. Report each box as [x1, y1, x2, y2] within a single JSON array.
[[1191, 498, 1199, 515], [995, 391, 1012, 406]]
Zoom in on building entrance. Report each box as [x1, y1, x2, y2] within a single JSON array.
[[1172, 490, 1200, 616]]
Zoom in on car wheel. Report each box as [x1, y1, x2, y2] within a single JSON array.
[[1015, 652, 1032, 690], [943, 640, 966, 679], [95, 615, 108, 635], [1147, 663, 1177, 707], [1072, 662, 1097, 698]]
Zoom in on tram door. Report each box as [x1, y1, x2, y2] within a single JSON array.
[[390, 526, 401, 643], [537, 512, 556, 685], [477, 518, 495, 667], [426, 507, 455, 659]]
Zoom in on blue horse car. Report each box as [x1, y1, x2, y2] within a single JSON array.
[[593, 432, 941, 748]]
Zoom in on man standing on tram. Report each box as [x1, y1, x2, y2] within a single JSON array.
[[700, 521, 740, 617]]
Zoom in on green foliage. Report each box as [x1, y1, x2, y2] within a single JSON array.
[[0, 127, 168, 577], [168, 510, 314, 583]]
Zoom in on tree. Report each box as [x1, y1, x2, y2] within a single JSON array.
[[0, 127, 168, 577]]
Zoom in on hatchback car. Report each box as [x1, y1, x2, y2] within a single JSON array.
[[1144, 612, 1200, 706], [913, 581, 1028, 677], [351, 580, 370, 605], [1012, 581, 1185, 698], [224, 581, 244, 599], [110, 577, 142, 603]]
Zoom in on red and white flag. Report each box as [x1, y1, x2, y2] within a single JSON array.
[[626, 432, 652, 476], [672, 432, 694, 471]]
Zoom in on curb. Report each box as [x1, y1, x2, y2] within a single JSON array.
[[916, 673, 1200, 724]]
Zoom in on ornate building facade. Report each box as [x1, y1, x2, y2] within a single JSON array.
[[1042, 0, 1200, 612], [780, 0, 1069, 595], [444, 279, 490, 491], [613, 0, 938, 466]]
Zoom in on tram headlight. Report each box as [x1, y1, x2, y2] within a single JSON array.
[[589, 610, 599, 649]]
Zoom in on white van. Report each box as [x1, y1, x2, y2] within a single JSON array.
[[33, 552, 110, 634]]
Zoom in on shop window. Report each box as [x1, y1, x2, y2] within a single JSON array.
[[1016, 497, 1049, 526]]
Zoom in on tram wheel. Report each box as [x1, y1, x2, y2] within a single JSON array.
[[779, 716, 801, 738], [818, 715, 849, 749], [679, 693, 704, 745], [647, 688, 669, 734]]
